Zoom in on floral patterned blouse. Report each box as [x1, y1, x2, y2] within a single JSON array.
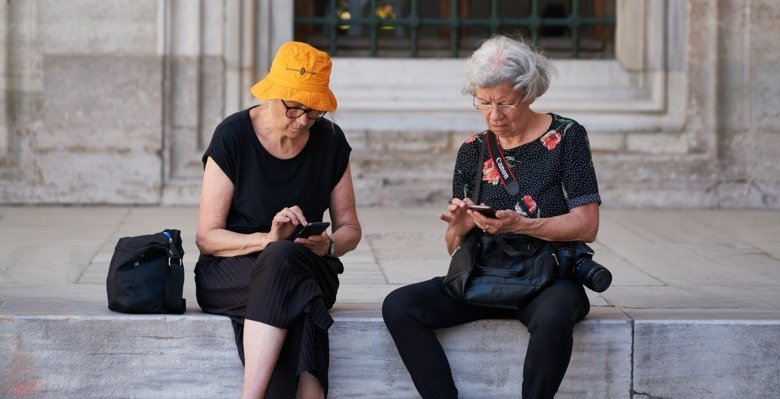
[[452, 113, 601, 221]]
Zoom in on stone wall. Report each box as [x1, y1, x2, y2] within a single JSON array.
[[0, 0, 777, 208], [0, 1, 163, 204]]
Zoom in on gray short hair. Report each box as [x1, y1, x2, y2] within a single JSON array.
[[462, 35, 557, 102]]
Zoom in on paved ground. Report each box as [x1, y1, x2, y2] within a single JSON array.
[[0, 206, 778, 320]]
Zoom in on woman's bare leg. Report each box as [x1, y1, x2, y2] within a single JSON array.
[[241, 319, 286, 399], [296, 371, 324, 399]]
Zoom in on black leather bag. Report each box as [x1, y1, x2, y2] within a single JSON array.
[[442, 131, 555, 309], [106, 229, 186, 314], [444, 231, 555, 309]]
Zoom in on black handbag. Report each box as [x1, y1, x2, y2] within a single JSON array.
[[443, 131, 556, 309], [106, 229, 186, 314]]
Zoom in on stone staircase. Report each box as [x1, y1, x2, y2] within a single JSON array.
[[3, 306, 778, 398], [1, 207, 779, 398]]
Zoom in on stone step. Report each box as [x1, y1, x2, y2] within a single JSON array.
[[2, 306, 777, 398]]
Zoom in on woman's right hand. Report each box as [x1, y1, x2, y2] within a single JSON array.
[[439, 198, 477, 237], [268, 206, 307, 242]]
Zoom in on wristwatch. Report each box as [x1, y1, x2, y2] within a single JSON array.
[[327, 235, 336, 257]]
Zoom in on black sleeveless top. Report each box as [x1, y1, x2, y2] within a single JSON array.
[[202, 106, 351, 234]]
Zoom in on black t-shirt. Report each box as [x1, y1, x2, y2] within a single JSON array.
[[453, 113, 600, 220], [202, 107, 351, 234]]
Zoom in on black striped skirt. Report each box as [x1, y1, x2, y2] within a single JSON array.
[[194, 240, 344, 398]]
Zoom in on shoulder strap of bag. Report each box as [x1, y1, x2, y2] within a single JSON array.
[[162, 230, 185, 314], [452, 134, 488, 251], [470, 132, 487, 203]]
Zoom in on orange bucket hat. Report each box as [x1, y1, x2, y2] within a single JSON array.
[[250, 41, 337, 112]]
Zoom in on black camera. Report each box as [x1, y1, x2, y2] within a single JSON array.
[[554, 242, 612, 292]]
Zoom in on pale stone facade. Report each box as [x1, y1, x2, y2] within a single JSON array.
[[0, 0, 778, 208]]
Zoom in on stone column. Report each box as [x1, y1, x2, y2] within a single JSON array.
[[0, 2, 7, 160], [161, 0, 294, 204]]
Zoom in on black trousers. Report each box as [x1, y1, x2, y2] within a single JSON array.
[[382, 276, 590, 399]]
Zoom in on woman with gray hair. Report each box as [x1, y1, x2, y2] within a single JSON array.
[[383, 35, 600, 398]]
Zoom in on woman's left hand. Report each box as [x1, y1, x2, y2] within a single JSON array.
[[295, 232, 331, 257], [469, 208, 525, 235]]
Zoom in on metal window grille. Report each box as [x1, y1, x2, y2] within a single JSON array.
[[294, 0, 616, 58]]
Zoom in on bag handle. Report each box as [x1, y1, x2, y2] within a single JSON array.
[[162, 230, 186, 314], [492, 234, 541, 257], [475, 265, 524, 278]]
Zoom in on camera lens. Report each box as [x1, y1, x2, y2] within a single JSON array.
[[574, 258, 612, 293]]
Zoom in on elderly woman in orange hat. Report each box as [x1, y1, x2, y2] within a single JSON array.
[[194, 41, 362, 399]]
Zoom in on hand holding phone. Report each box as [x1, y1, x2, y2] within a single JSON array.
[[289, 222, 331, 240], [469, 205, 498, 218]]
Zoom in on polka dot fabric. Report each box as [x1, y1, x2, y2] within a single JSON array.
[[453, 113, 601, 220]]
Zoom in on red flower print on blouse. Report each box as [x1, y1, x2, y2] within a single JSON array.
[[522, 195, 538, 214], [465, 134, 478, 144], [540, 130, 562, 150], [482, 159, 500, 185]]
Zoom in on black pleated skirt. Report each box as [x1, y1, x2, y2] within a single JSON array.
[[194, 240, 344, 398]]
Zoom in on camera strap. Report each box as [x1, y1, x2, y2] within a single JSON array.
[[485, 130, 532, 216]]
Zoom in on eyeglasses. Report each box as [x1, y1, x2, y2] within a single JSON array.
[[472, 97, 520, 113], [281, 100, 326, 120]]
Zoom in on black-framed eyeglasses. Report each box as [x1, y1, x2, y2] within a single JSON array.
[[281, 100, 327, 120]]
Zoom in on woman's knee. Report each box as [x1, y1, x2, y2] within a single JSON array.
[[248, 244, 301, 293], [254, 241, 306, 273], [528, 311, 575, 337], [382, 287, 411, 326], [524, 305, 574, 335], [260, 240, 299, 260]]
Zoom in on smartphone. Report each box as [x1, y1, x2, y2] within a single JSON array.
[[469, 205, 498, 218], [290, 222, 331, 240]]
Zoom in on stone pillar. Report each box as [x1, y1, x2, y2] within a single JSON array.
[[160, 0, 295, 204], [0, 1, 43, 192], [715, 0, 780, 207], [0, 2, 7, 160]]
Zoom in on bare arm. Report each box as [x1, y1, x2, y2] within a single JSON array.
[[471, 202, 600, 243], [326, 163, 362, 256], [195, 157, 298, 257]]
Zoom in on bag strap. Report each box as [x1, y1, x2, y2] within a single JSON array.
[[454, 135, 488, 251], [162, 230, 185, 314], [470, 133, 487, 204], [492, 235, 538, 257]]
